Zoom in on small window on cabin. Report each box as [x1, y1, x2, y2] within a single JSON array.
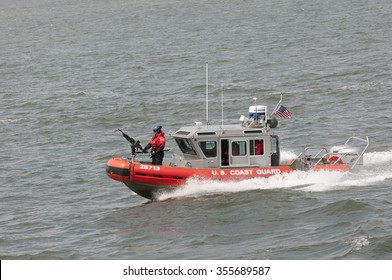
[[271, 136, 279, 154], [175, 138, 197, 155], [250, 139, 264, 156], [232, 141, 247, 156], [198, 141, 217, 158]]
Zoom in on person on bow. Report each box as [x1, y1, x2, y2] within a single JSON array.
[[143, 125, 166, 165]]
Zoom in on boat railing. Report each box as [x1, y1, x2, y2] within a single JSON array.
[[290, 135, 370, 171], [294, 146, 329, 170], [344, 135, 370, 170]]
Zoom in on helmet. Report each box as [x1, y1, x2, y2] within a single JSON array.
[[153, 125, 162, 132]]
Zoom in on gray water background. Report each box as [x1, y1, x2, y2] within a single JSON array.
[[1, 0, 392, 259]]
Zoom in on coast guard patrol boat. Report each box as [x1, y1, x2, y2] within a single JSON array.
[[106, 97, 369, 200]]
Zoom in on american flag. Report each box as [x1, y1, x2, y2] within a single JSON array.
[[273, 104, 293, 119]]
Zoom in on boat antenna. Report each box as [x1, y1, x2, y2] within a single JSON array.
[[221, 84, 224, 126], [206, 62, 209, 125], [253, 97, 258, 122]]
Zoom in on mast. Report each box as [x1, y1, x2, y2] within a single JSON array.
[[221, 84, 224, 126], [206, 62, 209, 125]]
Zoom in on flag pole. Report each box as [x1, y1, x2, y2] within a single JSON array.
[[271, 93, 283, 115]]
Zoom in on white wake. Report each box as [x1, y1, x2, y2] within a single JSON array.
[[156, 150, 392, 201]]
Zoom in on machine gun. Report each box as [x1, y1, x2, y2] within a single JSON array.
[[118, 129, 143, 155]]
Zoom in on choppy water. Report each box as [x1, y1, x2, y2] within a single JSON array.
[[1, 0, 392, 259]]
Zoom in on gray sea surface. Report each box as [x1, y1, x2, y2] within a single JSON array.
[[1, 0, 392, 259]]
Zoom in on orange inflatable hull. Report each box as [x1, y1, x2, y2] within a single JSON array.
[[106, 157, 349, 199]]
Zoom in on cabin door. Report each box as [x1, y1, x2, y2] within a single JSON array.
[[220, 139, 229, 166], [221, 139, 249, 167]]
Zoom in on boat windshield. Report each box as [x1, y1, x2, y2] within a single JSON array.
[[175, 138, 197, 155]]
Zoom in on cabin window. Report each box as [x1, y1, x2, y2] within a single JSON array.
[[271, 135, 280, 166], [175, 138, 197, 155], [175, 130, 191, 135], [198, 141, 217, 158], [250, 139, 264, 156], [232, 141, 247, 156], [271, 136, 278, 154]]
